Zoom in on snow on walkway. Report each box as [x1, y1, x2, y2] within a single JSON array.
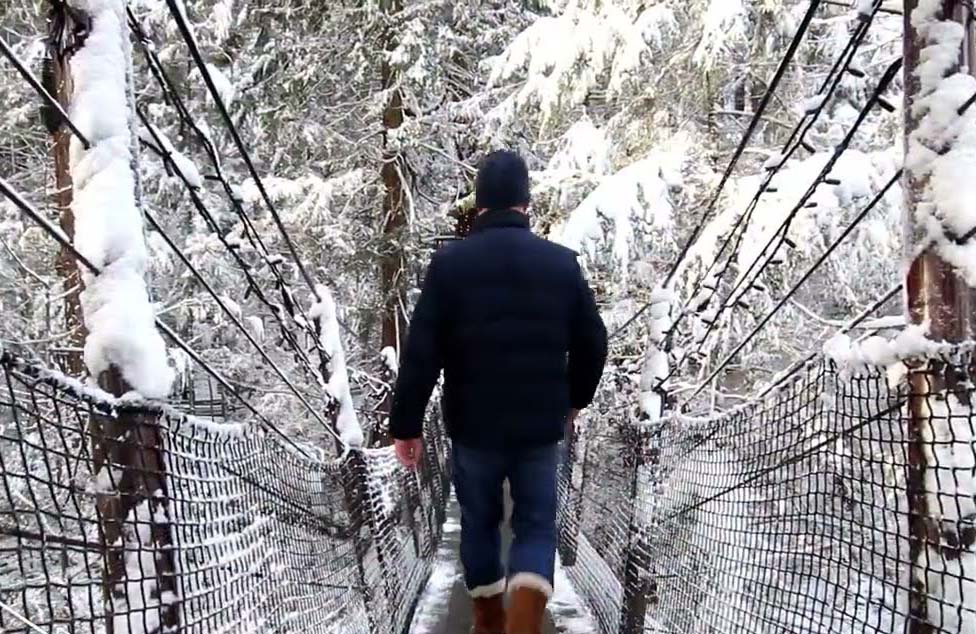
[[408, 510, 463, 633], [408, 492, 597, 634]]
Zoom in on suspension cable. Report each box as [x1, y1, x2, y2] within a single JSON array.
[[0, 35, 90, 149], [683, 168, 903, 403], [134, 105, 327, 388], [0, 175, 324, 457], [611, 1, 884, 341], [657, 56, 902, 393], [0, 41, 342, 440], [126, 11, 332, 363], [659, 0, 825, 292], [161, 0, 323, 299]]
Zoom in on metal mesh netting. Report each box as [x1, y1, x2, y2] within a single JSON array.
[[558, 346, 976, 634], [0, 351, 449, 634]]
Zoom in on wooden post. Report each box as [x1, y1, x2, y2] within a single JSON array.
[[377, 0, 408, 444], [903, 1, 976, 632], [45, 2, 86, 375], [557, 416, 584, 567], [57, 1, 181, 629], [339, 451, 382, 634], [91, 370, 181, 633], [618, 425, 653, 634]]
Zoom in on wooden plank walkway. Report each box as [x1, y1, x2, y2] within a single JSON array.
[[410, 487, 592, 634]]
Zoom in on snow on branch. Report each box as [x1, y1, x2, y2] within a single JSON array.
[[69, 0, 174, 399], [310, 285, 364, 447], [487, 2, 676, 125], [683, 148, 901, 299], [554, 137, 685, 275], [692, 0, 747, 69]]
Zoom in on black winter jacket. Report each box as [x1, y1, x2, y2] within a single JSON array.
[[389, 208, 608, 449]]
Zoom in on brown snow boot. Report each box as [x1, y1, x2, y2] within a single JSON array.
[[506, 587, 548, 634], [472, 594, 505, 634]]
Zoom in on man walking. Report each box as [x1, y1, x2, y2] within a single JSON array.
[[390, 150, 608, 634]]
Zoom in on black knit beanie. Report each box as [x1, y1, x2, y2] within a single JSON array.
[[475, 150, 531, 211]]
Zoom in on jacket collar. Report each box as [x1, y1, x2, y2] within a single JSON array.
[[470, 208, 531, 234]]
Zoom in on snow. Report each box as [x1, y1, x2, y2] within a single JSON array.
[[202, 63, 236, 107], [138, 124, 203, 188], [381, 345, 399, 376], [823, 323, 953, 381], [556, 136, 686, 272], [310, 285, 364, 447], [855, 0, 876, 18], [546, 117, 611, 177], [915, 389, 976, 633], [487, 2, 675, 124], [549, 558, 598, 633], [638, 286, 673, 420], [220, 295, 242, 322], [245, 315, 264, 342], [684, 147, 901, 306], [68, 0, 174, 400], [798, 94, 828, 115], [693, 0, 747, 69], [861, 315, 905, 329], [236, 170, 365, 221], [905, 0, 976, 285], [114, 499, 167, 634], [405, 513, 461, 634]]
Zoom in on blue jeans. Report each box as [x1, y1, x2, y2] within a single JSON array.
[[452, 442, 559, 595]]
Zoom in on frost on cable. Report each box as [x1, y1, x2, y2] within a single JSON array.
[[310, 285, 364, 447], [68, 0, 173, 399]]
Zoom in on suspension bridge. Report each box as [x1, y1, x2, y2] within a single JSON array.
[[1, 0, 976, 633]]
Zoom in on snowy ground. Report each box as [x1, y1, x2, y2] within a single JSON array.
[[407, 492, 597, 634]]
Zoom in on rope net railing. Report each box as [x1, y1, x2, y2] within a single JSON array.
[[0, 350, 450, 634], [558, 344, 976, 634]]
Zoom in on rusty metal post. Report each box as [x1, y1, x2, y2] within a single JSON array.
[[903, 2, 976, 632]]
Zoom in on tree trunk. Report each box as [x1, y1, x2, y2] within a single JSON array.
[[91, 369, 181, 634], [377, 0, 407, 443], [46, 4, 85, 376], [54, 2, 182, 629], [903, 3, 976, 633]]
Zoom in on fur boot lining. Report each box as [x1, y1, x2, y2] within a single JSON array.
[[508, 572, 554, 599], [469, 578, 507, 598]]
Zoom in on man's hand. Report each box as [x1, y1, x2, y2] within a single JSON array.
[[395, 438, 424, 470], [566, 408, 581, 437]]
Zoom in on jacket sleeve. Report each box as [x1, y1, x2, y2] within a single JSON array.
[[568, 259, 608, 410], [389, 253, 447, 440]]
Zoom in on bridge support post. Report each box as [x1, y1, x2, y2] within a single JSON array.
[[51, 2, 182, 631], [903, 1, 976, 633], [557, 414, 584, 567], [340, 450, 383, 634], [44, 1, 85, 375], [618, 425, 655, 634]]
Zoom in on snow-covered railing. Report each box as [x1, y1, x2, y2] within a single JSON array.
[[0, 351, 449, 634], [558, 344, 976, 634]]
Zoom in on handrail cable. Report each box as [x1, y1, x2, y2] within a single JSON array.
[[0, 175, 325, 457]]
